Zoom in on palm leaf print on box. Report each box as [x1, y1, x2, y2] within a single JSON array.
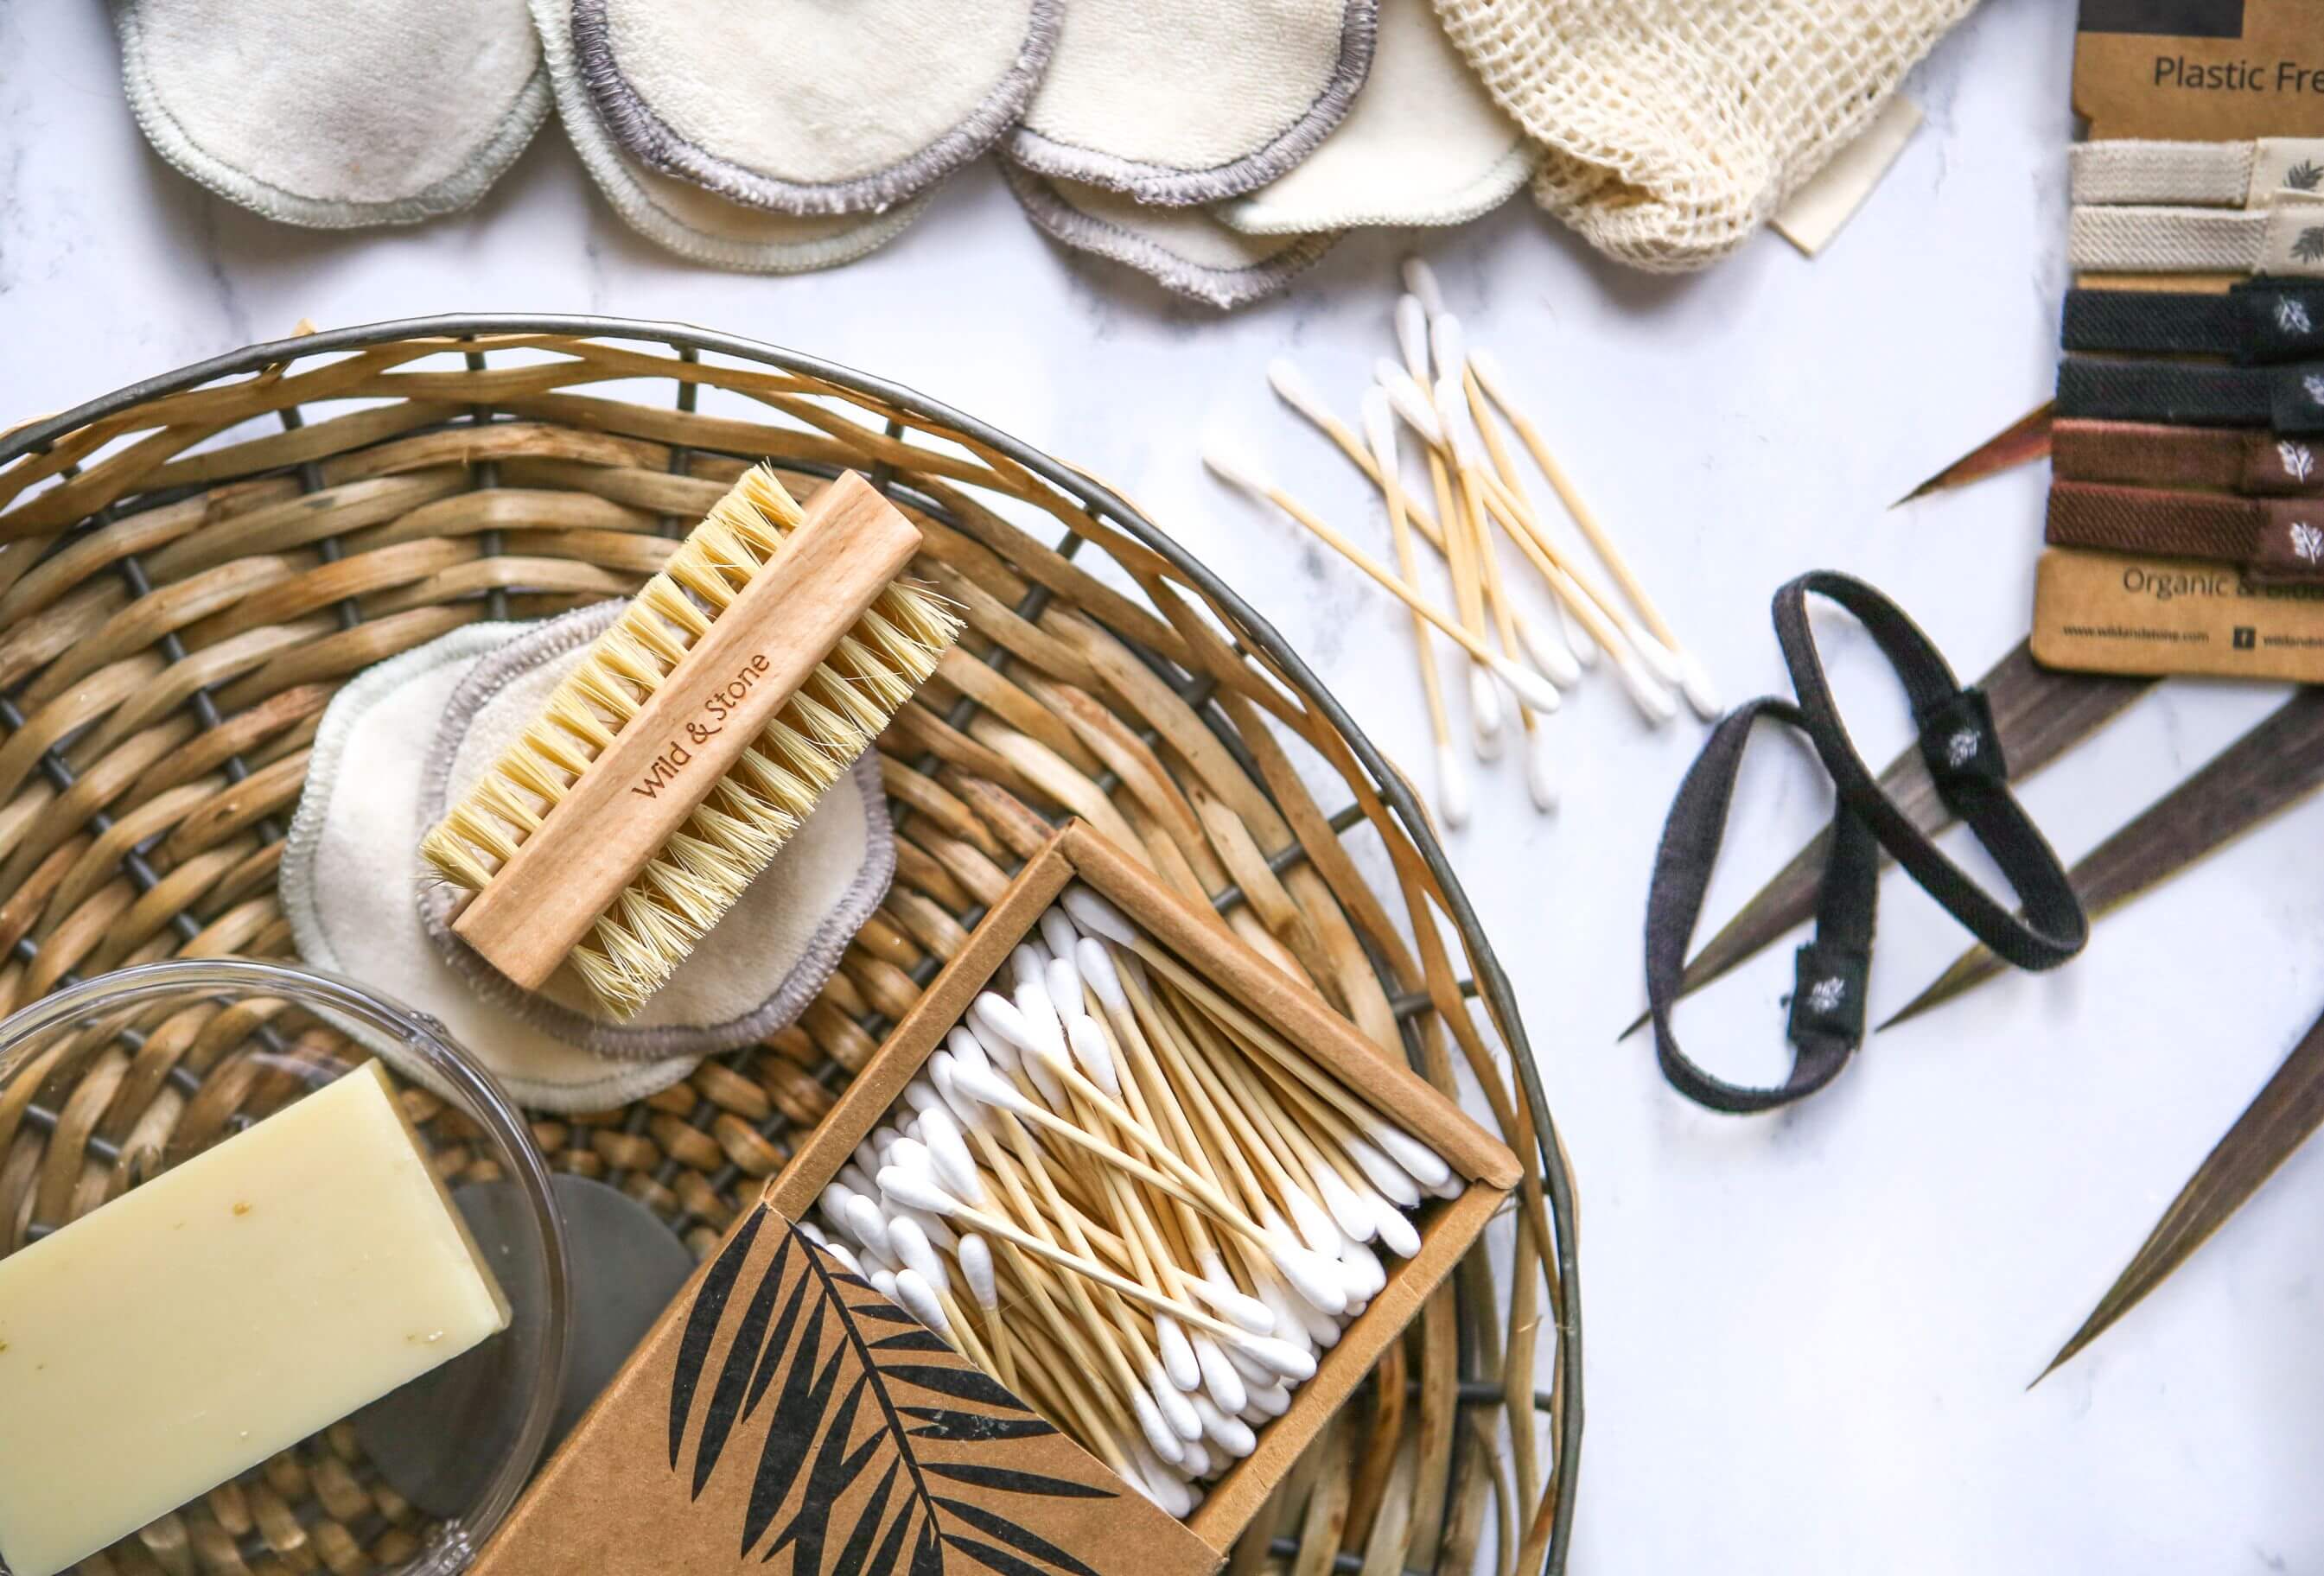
[[2294, 227, 2324, 266], [668, 1207, 1117, 1574], [2285, 160, 2324, 194]]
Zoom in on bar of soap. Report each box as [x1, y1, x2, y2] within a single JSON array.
[[0, 1060, 511, 1576]]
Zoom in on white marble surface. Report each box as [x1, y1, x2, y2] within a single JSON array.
[[4, 2, 2320, 1570]]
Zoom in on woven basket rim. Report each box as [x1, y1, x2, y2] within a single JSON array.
[[2, 311, 1582, 1573]]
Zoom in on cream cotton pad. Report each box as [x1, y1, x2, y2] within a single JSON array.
[[282, 607, 893, 1112], [532, 0, 931, 271], [118, 0, 548, 228], [1217, 0, 1536, 236], [1011, 0, 1377, 207], [572, 0, 1059, 215]]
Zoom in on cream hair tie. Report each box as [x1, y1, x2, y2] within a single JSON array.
[[2067, 197, 2324, 277], [2069, 138, 2324, 210]]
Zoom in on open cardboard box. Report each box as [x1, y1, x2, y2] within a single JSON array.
[[472, 820, 1519, 1576]]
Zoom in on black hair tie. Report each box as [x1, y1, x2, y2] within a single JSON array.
[[1644, 572, 2087, 1115]]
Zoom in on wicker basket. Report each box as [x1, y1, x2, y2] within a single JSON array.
[[0, 316, 1580, 1576]]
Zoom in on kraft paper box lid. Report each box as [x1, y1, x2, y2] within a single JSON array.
[[468, 1197, 1222, 1576], [2076, 0, 2324, 143]]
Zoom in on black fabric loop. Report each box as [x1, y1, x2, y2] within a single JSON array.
[[1643, 574, 2089, 1115], [2060, 280, 2324, 364], [1646, 699, 1877, 1114], [1771, 571, 2087, 971], [2056, 356, 2324, 433]]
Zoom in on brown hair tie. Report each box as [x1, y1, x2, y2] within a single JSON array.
[[2047, 479, 2324, 580], [2051, 420, 2324, 498]]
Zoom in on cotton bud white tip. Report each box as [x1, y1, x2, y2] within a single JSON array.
[[949, 1058, 1032, 1119], [1615, 649, 1680, 726], [843, 1195, 894, 1261], [1156, 1315, 1200, 1393], [1271, 1242, 1351, 1316], [1557, 597, 1599, 669], [1360, 384, 1398, 471], [1434, 740, 1470, 830], [1179, 1437, 1213, 1478], [1366, 1118, 1455, 1192], [875, 1163, 957, 1220], [1149, 1362, 1202, 1441], [1630, 626, 1685, 686], [1488, 653, 1564, 718], [1342, 1134, 1423, 1208], [1245, 1379, 1295, 1418], [1060, 883, 1137, 946], [823, 1239, 864, 1277], [1402, 256, 1446, 318], [893, 1268, 951, 1336], [1430, 312, 1467, 383], [1043, 953, 1084, 1020], [1678, 650, 1722, 720], [1310, 1160, 1377, 1243], [965, 995, 1028, 1070], [1234, 1333, 1318, 1383], [869, 1267, 901, 1304], [1073, 936, 1125, 1011], [887, 1215, 948, 1296], [1193, 1335, 1248, 1415], [1340, 1236, 1387, 1300], [1194, 1392, 1258, 1458], [1266, 358, 1333, 430], [1065, 1012, 1120, 1097], [958, 1233, 996, 1310], [1468, 664, 1506, 759], [1036, 909, 1081, 973], [1202, 437, 1273, 502], [945, 1026, 991, 1080], [1192, 1274, 1277, 1334], [1376, 359, 1444, 448], [1518, 613, 1581, 690], [1284, 1187, 1342, 1258], [1525, 723, 1560, 813], [1395, 294, 1431, 378], [1130, 1388, 1184, 1466], [1372, 1196, 1423, 1259]]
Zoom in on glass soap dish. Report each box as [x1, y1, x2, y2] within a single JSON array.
[[0, 959, 570, 1576]]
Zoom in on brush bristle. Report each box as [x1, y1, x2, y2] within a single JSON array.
[[421, 464, 962, 1015]]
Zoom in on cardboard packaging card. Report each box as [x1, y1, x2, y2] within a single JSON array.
[[469, 1200, 1222, 1576], [2076, 0, 2324, 143], [2033, 544, 2324, 680]]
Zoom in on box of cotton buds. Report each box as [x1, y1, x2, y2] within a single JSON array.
[[470, 820, 1517, 1575]]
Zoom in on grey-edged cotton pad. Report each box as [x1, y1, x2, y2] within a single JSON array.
[[1010, 0, 1377, 207], [1003, 160, 1339, 309], [572, 0, 1060, 215], [533, 0, 933, 270], [118, 0, 549, 228], [283, 607, 893, 1112]]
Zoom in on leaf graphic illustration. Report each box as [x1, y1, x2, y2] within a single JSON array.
[[902, 1407, 1059, 1443], [947, 1536, 1060, 1576], [833, 1459, 905, 1575], [871, 1329, 959, 1354], [767, 1373, 882, 1575], [672, 1216, 1121, 1572], [880, 1363, 1035, 1410], [745, 1266, 814, 1420], [922, 1462, 1116, 1498], [742, 1293, 837, 1554], [691, 1231, 794, 1497], [938, 1499, 1105, 1576], [670, 1206, 767, 1469], [2286, 159, 2324, 192], [2298, 227, 2324, 265]]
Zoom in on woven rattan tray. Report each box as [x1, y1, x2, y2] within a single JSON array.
[[0, 316, 1580, 1576]]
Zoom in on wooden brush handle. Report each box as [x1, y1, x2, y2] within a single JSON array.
[[455, 471, 923, 989]]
